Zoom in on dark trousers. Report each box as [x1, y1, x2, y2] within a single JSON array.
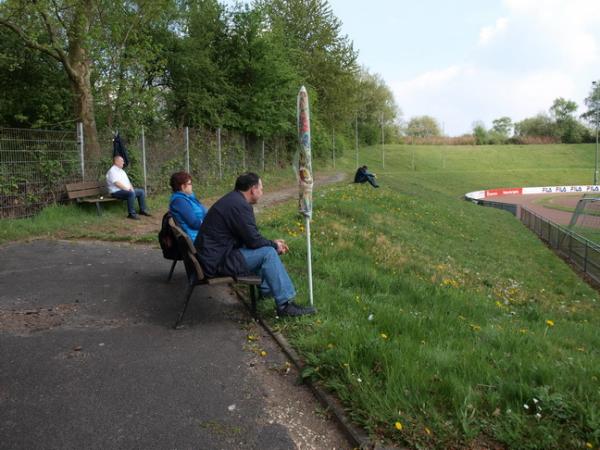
[[356, 175, 379, 188], [111, 189, 148, 215]]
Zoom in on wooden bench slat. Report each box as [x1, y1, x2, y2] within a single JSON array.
[[65, 181, 106, 191], [77, 197, 117, 203], [68, 188, 109, 199]]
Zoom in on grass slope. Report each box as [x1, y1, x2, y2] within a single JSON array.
[[258, 144, 599, 449]]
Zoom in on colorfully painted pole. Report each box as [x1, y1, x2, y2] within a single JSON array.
[[297, 86, 314, 306]]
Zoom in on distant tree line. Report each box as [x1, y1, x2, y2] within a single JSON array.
[[400, 84, 600, 145], [471, 88, 600, 145], [0, 0, 399, 162]]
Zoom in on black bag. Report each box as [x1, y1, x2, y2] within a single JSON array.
[[158, 211, 181, 260]]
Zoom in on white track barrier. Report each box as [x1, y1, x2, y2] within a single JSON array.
[[465, 185, 600, 201]]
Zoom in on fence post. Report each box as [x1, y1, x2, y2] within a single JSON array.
[[242, 135, 246, 171], [355, 115, 358, 168], [185, 126, 190, 173], [381, 112, 385, 170], [332, 126, 336, 169], [584, 241, 588, 273], [261, 139, 265, 173], [217, 128, 222, 180], [77, 122, 85, 180], [141, 126, 147, 193]]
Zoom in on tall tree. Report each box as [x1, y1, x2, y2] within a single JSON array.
[[0, 0, 171, 161], [262, 0, 359, 128], [1, 0, 103, 159], [0, 28, 74, 128], [161, 0, 231, 128], [406, 116, 441, 137], [492, 116, 513, 137], [582, 80, 600, 128]]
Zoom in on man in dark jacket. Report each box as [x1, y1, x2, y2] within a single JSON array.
[[354, 165, 379, 188], [195, 172, 316, 317]]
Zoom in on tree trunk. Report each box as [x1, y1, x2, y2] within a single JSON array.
[[71, 72, 101, 168], [66, 8, 101, 177]]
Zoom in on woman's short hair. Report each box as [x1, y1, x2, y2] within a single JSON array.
[[170, 171, 192, 192]]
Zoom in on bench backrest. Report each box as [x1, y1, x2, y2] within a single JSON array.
[[65, 181, 109, 199], [168, 217, 205, 282]]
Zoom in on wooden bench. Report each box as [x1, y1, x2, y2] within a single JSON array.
[[169, 217, 261, 329], [65, 181, 118, 216]]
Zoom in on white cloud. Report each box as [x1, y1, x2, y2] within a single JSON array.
[[478, 17, 509, 46], [503, 0, 600, 68], [391, 65, 577, 135]]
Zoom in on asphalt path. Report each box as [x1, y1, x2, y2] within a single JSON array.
[[0, 240, 348, 449]]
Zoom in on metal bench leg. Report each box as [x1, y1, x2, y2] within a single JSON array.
[[249, 284, 257, 316], [174, 283, 195, 329], [167, 260, 177, 282], [95, 201, 102, 216]]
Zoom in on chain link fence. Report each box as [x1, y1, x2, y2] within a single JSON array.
[[473, 196, 600, 285], [0, 127, 81, 218], [0, 125, 293, 219], [519, 207, 600, 284]]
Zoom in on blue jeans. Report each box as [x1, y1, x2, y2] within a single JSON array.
[[239, 246, 296, 308], [111, 189, 148, 216]]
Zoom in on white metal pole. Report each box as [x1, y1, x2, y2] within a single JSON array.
[[355, 115, 359, 168], [332, 126, 335, 168], [78, 122, 85, 179], [185, 126, 190, 173], [381, 112, 385, 169], [261, 139, 265, 173], [305, 216, 314, 306], [217, 128, 222, 180], [141, 126, 147, 193]]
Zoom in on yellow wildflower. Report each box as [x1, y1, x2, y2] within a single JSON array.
[[380, 333, 388, 340], [425, 427, 431, 435], [394, 421, 403, 430], [585, 443, 593, 449], [546, 319, 555, 327], [260, 351, 267, 357]]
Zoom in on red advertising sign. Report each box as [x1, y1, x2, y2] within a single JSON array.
[[485, 188, 523, 197]]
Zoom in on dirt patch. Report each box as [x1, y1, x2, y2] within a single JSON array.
[[0, 303, 78, 334]]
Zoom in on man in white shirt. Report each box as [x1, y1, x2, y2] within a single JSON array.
[[106, 156, 151, 220]]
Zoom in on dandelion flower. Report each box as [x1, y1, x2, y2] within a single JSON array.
[[585, 443, 593, 449], [425, 427, 431, 435], [546, 319, 555, 327], [260, 351, 267, 357], [380, 333, 388, 340], [394, 421, 403, 431]]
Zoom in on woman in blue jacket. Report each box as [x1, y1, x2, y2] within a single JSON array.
[[168, 171, 207, 242]]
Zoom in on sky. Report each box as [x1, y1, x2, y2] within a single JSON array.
[[326, 0, 600, 136]]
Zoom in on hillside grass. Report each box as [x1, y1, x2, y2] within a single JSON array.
[[257, 144, 600, 449]]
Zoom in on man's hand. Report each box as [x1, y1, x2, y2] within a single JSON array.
[[274, 239, 289, 255]]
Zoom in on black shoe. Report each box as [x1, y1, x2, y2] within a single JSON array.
[[127, 214, 141, 220], [277, 301, 316, 317], [139, 210, 152, 217]]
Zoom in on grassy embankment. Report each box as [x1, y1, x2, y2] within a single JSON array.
[[257, 144, 599, 449]]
